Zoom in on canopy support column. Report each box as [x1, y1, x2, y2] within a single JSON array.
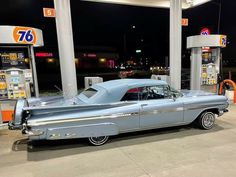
[[170, 0, 182, 90], [54, 0, 78, 98]]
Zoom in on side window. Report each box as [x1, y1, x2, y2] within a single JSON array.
[[121, 87, 144, 101], [81, 88, 98, 98], [121, 85, 171, 101], [144, 85, 170, 100]]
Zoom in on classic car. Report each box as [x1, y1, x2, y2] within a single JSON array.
[[9, 79, 229, 146]]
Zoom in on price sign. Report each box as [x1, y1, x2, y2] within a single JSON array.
[[13, 27, 37, 45], [43, 8, 55, 17], [181, 18, 188, 26]]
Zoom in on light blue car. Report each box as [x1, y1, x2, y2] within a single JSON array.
[[9, 79, 229, 146]]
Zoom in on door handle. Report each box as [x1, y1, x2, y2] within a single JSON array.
[[141, 104, 148, 107]]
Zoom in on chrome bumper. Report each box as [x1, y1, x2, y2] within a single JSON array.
[[219, 109, 229, 116], [8, 121, 22, 130], [24, 129, 44, 136]]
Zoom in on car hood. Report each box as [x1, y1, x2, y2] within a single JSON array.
[[181, 90, 216, 97], [27, 95, 85, 107]]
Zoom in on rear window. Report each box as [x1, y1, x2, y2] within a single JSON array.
[[81, 88, 97, 98]]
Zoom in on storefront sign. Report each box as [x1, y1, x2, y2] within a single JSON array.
[[35, 52, 53, 57]]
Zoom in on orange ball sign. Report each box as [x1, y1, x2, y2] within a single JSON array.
[[13, 26, 37, 45]]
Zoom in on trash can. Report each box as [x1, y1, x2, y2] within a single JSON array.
[[0, 99, 16, 122], [225, 90, 234, 101], [84, 77, 103, 89]]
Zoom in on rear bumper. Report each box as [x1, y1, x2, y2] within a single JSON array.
[[8, 121, 22, 130], [24, 129, 44, 136]]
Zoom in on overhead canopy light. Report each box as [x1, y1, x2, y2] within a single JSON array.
[[81, 0, 211, 9]]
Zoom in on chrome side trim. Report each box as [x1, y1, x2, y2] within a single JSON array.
[[49, 133, 61, 139], [25, 129, 44, 136], [27, 112, 139, 127], [65, 133, 77, 137], [140, 107, 184, 116], [140, 103, 225, 116], [47, 122, 116, 131], [184, 103, 224, 111]]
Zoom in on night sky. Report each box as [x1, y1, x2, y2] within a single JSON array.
[[0, 0, 235, 66]]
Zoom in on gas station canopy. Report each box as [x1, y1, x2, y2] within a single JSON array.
[[82, 0, 211, 9]]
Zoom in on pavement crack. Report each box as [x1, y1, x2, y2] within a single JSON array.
[[117, 146, 153, 177]]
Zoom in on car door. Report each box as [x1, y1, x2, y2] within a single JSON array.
[[139, 85, 184, 129], [116, 87, 142, 132]]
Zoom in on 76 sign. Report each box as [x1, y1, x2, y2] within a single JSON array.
[[13, 27, 37, 44]]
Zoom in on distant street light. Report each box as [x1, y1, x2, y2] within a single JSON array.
[[136, 49, 142, 53]]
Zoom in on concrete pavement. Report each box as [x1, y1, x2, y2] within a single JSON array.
[[0, 105, 236, 177]]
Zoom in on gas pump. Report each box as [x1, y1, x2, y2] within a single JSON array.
[[0, 26, 44, 98], [4, 68, 34, 99], [201, 48, 220, 86], [187, 34, 227, 92], [0, 25, 43, 122]]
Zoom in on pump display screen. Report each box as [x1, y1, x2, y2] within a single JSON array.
[[10, 76, 20, 84], [0, 51, 26, 69]]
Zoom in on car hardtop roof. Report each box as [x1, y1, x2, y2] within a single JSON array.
[[95, 79, 167, 90]]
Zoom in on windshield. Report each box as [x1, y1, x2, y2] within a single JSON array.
[[169, 86, 183, 98]]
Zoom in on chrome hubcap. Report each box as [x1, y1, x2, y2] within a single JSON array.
[[203, 113, 215, 128], [89, 136, 108, 145], [92, 136, 106, 143]]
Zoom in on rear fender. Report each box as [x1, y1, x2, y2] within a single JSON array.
[[8, 99, 28, 130], [45, 122, 119, 140]]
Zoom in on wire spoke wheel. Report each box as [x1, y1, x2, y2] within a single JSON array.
[[199, 112, 215, 130], [88, 136, 109, 146]]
